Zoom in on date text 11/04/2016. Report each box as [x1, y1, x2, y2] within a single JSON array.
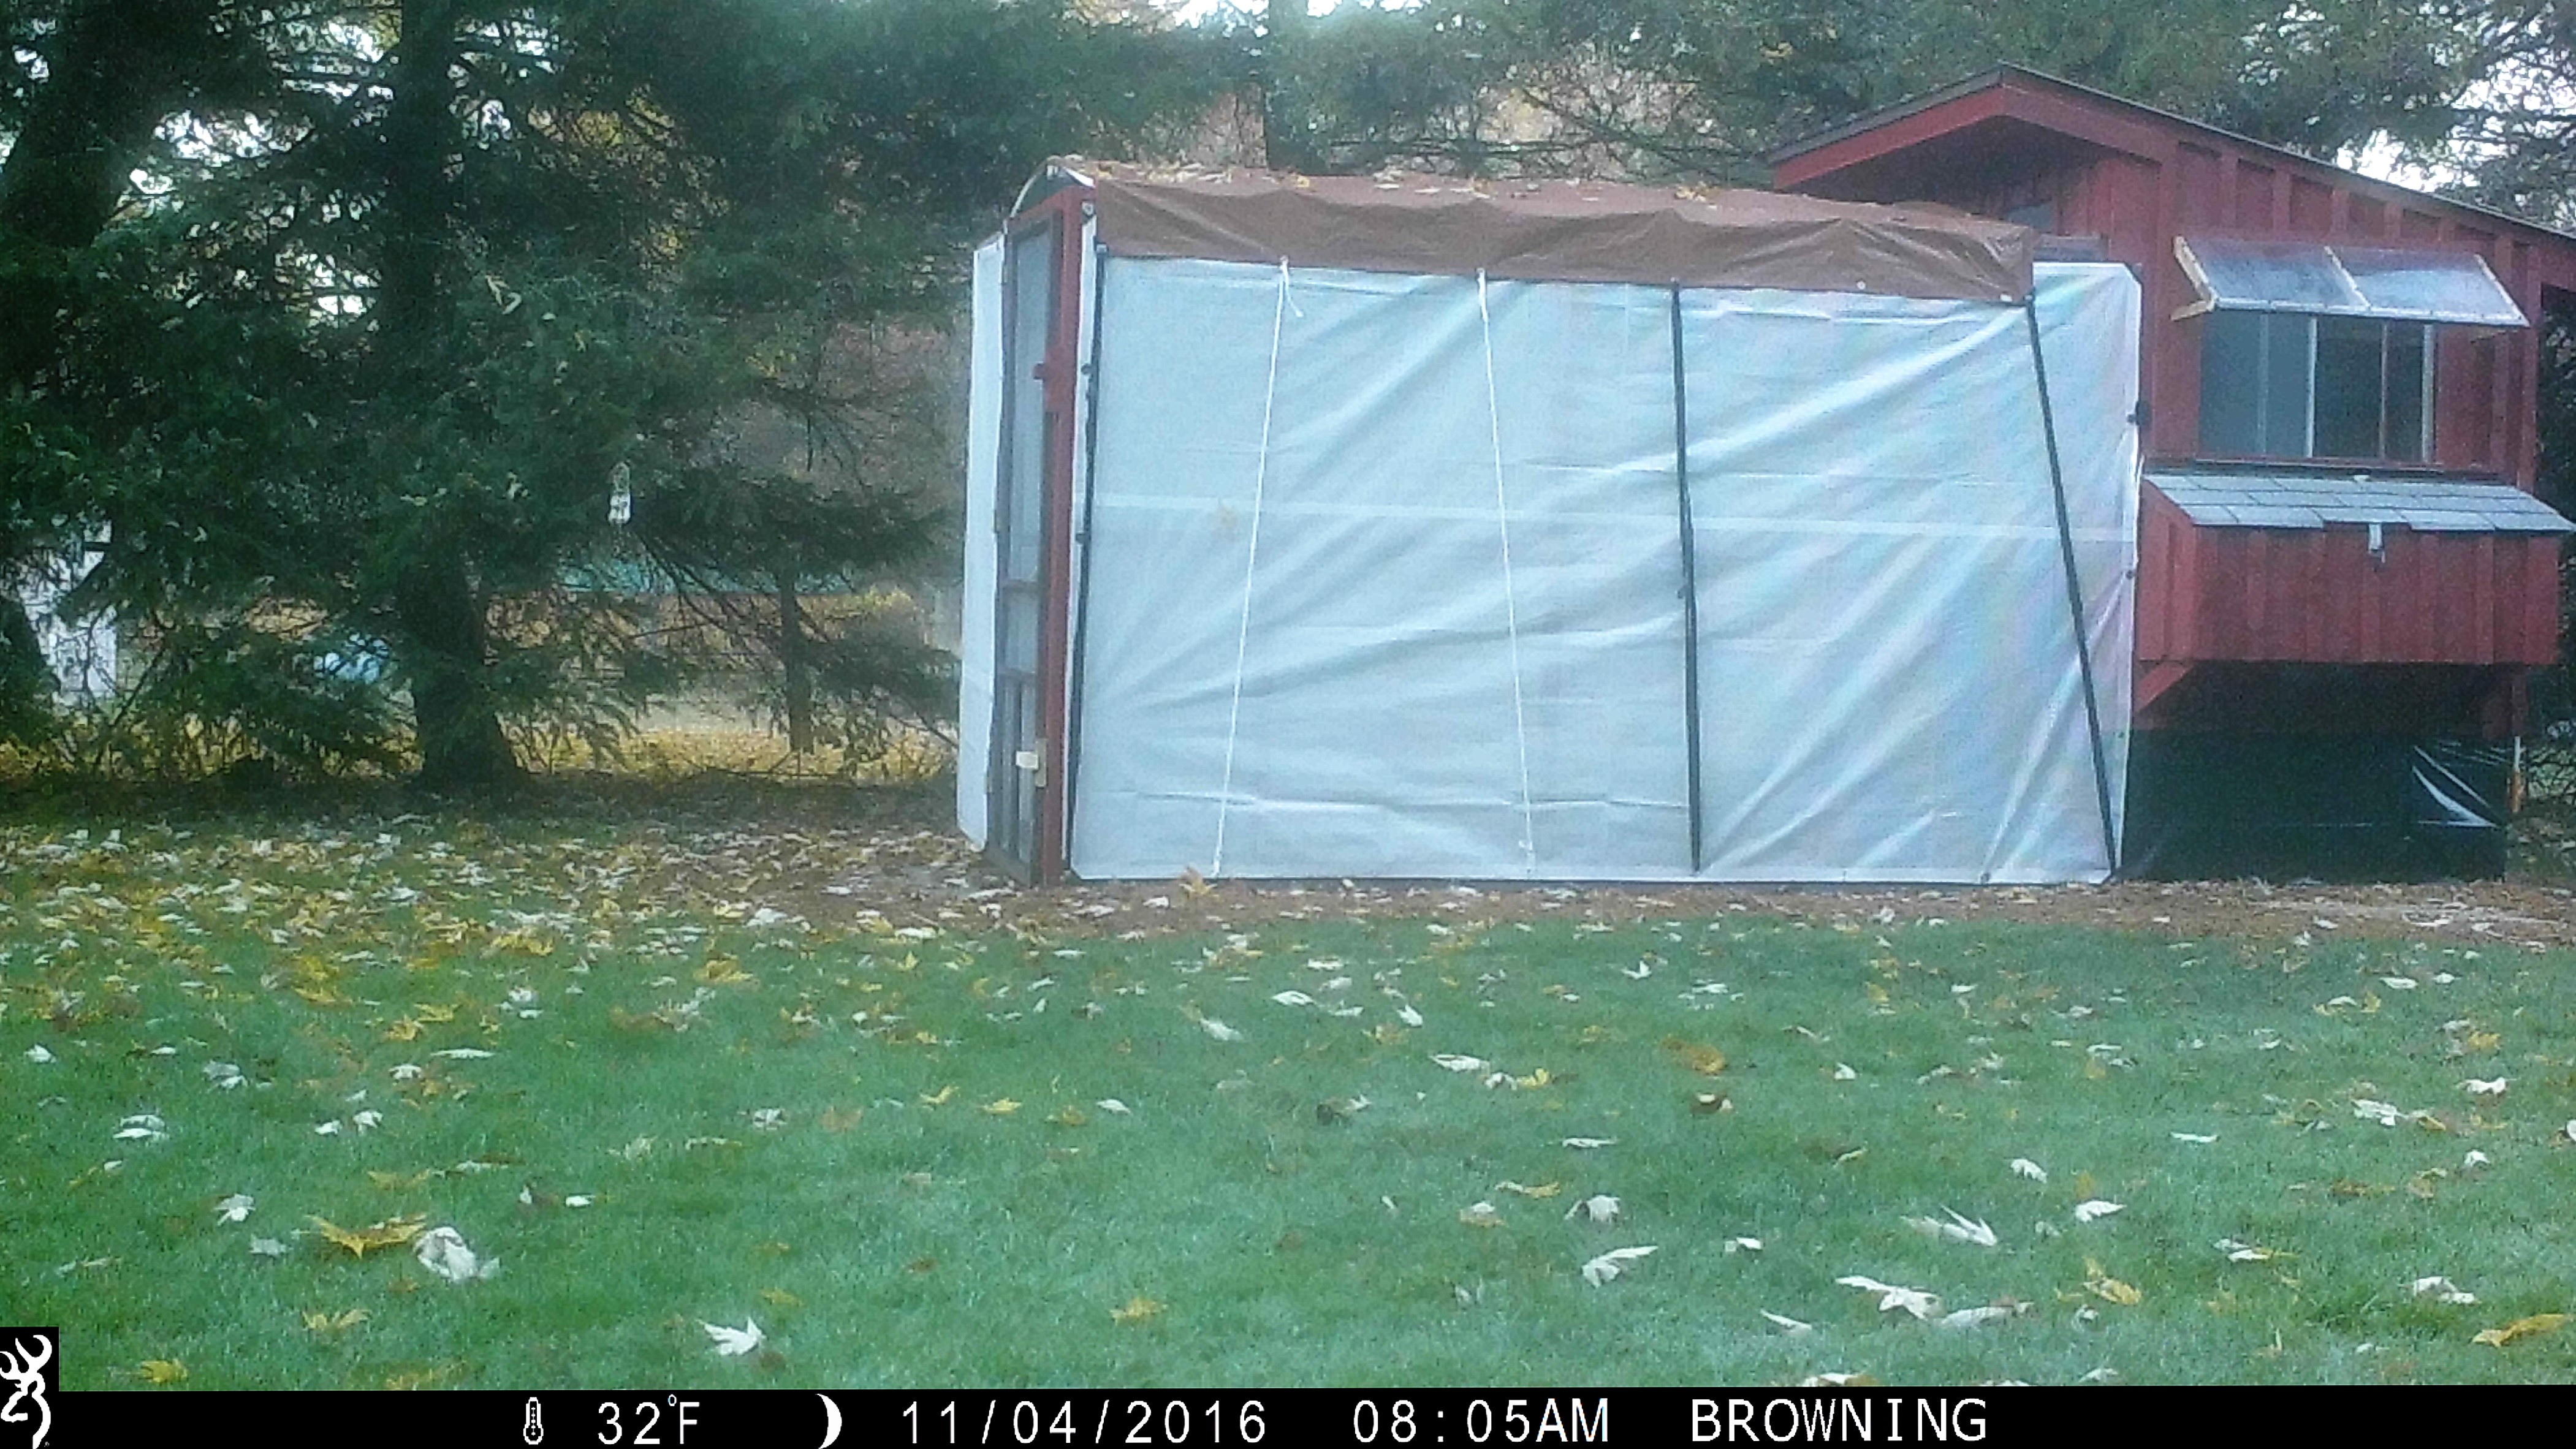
[[900, 1397, 1610, 1447]]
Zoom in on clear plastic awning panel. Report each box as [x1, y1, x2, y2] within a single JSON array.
[[2175, 237, 2526, 327]]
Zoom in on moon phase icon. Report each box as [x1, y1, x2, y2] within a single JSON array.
[[818, 1393, 843, 1448]]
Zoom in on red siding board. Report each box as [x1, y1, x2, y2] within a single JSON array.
[[2472, 534, 2496, 662]]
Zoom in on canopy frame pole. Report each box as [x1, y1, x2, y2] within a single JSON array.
[[1477, 270, 1540, 876], [1668, 284, 1706, 874], [2026, 295, 2120, 876], [1062, 235, 1108, 870], [1210, 259, 1293, 877]]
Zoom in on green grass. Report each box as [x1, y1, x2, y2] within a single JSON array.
[[5, 817, 2574, 1387]]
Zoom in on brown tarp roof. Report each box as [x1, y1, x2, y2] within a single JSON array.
[[1058, 161, 2034, 303]]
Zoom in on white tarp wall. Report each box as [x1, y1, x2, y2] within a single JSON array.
[[1681, 265, 2138, 881], [1049, 259, 2138, 882], [955, 237, 1003, 849]]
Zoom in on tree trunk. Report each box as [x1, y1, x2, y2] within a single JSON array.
[[777, 572, 814, 755], [0, 2, 227, 689], [1260, 0, 1315, 173], [397, 556, 519, 789], [0, 0, 222, 386], [379, 1, 514, 787]]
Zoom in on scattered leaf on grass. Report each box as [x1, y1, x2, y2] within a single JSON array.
[[1581, 1246, 1657, 1286], [213, 1194, 255, 1224], [2073, 1200, 2124, 1224], [1565, 1195, 1620, 1225], [2083, 1258, 2141, 1306], [759, 1288, 803, 1309], [1110, 1296, 1164, 1325], [2459, 1078, 2509, 1098], [1760, 1310, 1812, 1336], [2170, 1132, 2217, 1144], [1494, 1181, 1560, 1200], [25, 1045, 56, 1065], [1432, 1054, 1490, 1073], [1725, 1237, 1763, 1254], [2472, 1314, 2569, 1347], [1198, 1016, 1244, 1043], [2410, 1276, 2477, 1306], [703, 1318, 766, 1356], [1904, 1209, 1998, 1247], [1458, 1201, 1503, 1228], [303, 1308, 369, 1333], [1662, 1038, 1728, 1076], [2214, 1239, 2279, 1263], [310, 1214, 425, 1258], [1095, 1099, 1131, 1116], [414, 1226, 497, 1283], [249, 1238, 288, 1258], [2009, 1158, 2048, 1183], [1562, 1137, 1618, 1150], [980, 1098, 1020, 1116], [918, 1086, 956, 1107], [1831, 1063, 1858, 1081], [1836, 1275, 1940, 1320], [137, 1360, 186, 1385], [1937, 1305, 2021, 1331]]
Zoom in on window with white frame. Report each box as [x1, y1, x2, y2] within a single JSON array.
[[2197, 311, 2431, 462], [2176, 236, 2527, 466]]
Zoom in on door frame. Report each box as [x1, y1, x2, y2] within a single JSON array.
[[987, 183, 1092, 882]]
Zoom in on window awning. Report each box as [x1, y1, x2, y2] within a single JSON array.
[[2173, 237, 2526, 328]]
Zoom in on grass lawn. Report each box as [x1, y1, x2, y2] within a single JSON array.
[[4, 809, 2574, 1387]]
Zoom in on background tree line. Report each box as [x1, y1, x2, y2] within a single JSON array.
[[6, 0, 2575, 789]]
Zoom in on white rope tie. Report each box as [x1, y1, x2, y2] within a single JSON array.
[[1212, 259, 1292, 876], [1479, 270, 1539, 874]]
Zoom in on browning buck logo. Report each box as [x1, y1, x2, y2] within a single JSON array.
[[0, 1330, 53, 1449]]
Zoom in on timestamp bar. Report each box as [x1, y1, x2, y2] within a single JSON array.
[[66, 1385, 2049, 1447]]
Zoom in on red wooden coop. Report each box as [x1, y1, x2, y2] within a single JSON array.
[[1776, 67, 2576, 874]]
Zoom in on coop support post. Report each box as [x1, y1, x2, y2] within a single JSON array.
[[1669, 284, 1706, 874], [2026, 297, 2120, 875], [1063, 235, 1107, 867]]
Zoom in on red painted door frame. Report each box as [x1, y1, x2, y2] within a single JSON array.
[[1004, 183, 1094, 883]]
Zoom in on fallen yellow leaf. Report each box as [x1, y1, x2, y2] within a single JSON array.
[[758, 1288, 803, 1309], [1661, 1037, 1727, 1076], [137, 1359, 187, 1385], [308, 1214, 426, 1257], [2473, 1314, 2570, 1347], [303, 1308, 370, 1332], [981, 1097, 1021, 1116], [918, 1085, 956, 1107], [384, 1018, 423, 1042], [698, 955, 750, 985], [1050, 1107, 1087, 1127], [2083, 1257, 2142, 1306], [1111, 1295, 1165, 1324]]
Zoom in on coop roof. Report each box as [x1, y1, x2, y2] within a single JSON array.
[[1046, 161, 2034, 303]]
